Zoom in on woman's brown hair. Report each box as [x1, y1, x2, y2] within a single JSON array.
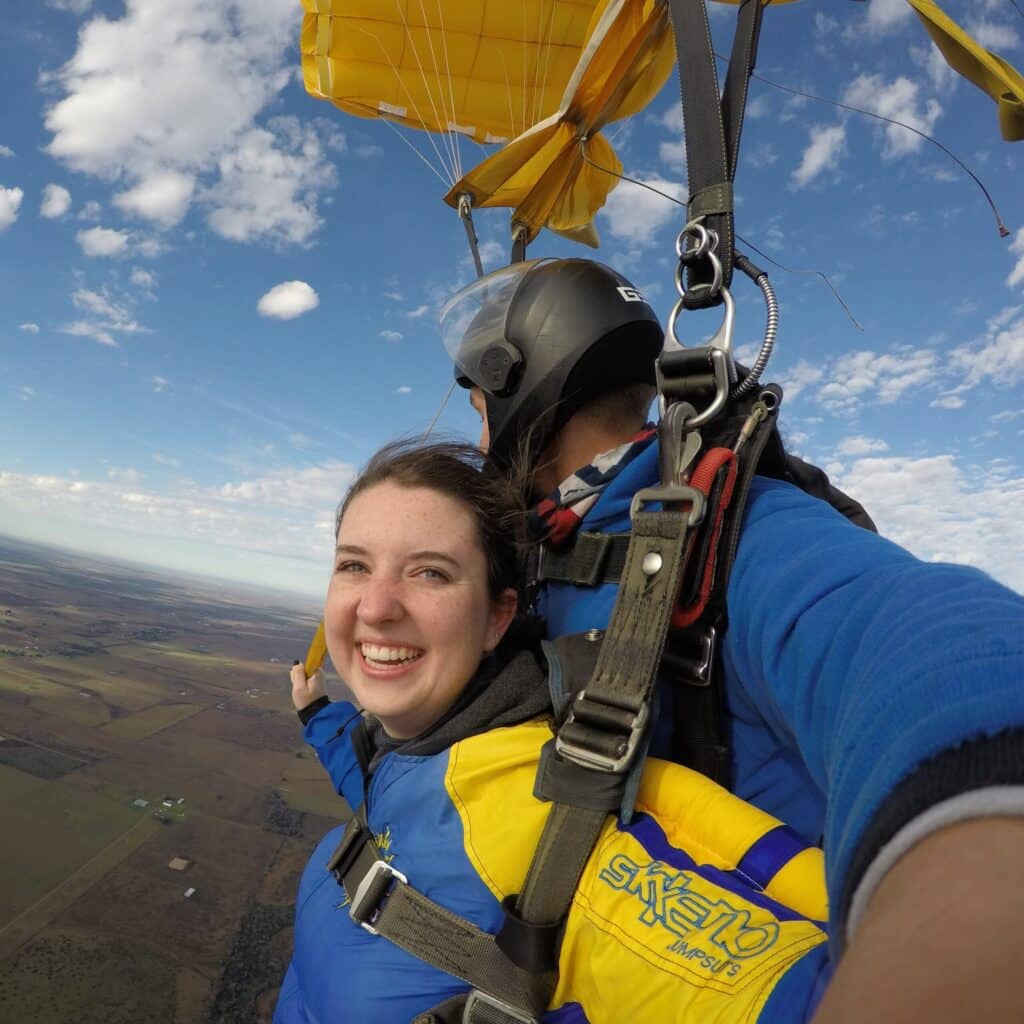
[[335, 439, 526, 602]]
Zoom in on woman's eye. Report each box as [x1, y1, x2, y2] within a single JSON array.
[[335, 560, 367, 575], [416, 567, 450, 582]]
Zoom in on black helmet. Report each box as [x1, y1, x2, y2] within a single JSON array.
[[440, 258, 664, 462]]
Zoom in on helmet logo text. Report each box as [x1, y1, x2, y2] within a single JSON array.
[[616, 286, 646, 303]]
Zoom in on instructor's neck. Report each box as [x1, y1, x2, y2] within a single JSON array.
[[532, 415, 643, 497]]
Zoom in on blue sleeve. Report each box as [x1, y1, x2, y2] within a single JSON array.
[[722, 477, 1024, 923], [303, 700, 366, 810]]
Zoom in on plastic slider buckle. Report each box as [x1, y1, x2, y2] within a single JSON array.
[[555, 691, 649, 774], [463, 990, 537, 1024], [629, 484, 705, 526], [325, 817, 365, 883], [349, 859, 408, 936]]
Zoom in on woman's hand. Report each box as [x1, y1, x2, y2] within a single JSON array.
[[290, 661, 327, 711]]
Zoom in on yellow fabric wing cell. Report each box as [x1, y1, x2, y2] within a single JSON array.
[[907, 0, 1024, 142], [300, 0, 602, 145], [445, 0, 675, 245]]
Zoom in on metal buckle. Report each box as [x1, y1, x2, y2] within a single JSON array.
[[349, 860, 408, 936], [463, 989, 537, 1024], [629, 485, 705, 526], [555, 690, 650, 774]]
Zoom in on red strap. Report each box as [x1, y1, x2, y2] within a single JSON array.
[[672, 447, 738, 629]]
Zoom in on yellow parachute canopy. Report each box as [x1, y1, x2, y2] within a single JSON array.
[[445, 0, 674, 246], [301, 0, 1023, 247], [906, 0, 1024, 142]]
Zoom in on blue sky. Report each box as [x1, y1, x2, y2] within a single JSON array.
[[1, 0, 1022, 599]]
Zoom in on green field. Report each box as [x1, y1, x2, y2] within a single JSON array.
[[0, 535, 325, 1023]]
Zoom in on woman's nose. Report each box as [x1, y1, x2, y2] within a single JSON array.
[[355, 577, 404, 624]]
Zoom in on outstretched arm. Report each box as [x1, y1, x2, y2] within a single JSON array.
[[289, 662, 365, 810], [813, 817, 1024, 1022]]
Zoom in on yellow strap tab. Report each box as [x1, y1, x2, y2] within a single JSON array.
[[304, 620, 327, 677]]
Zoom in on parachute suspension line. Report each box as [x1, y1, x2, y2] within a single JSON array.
[[577, 142, 863, 332], [730, 254, 778, 398], [458, 194, 485, 278], [392, 1, 460, 184], [357, 25, 458, 184], [532, 0, 559, 130], [421, 381, 457, 440], [431, 0, 463, 179], [414, 0, 462, 181], [498, 51, 518, 141], [742, 64, 1011, 239], [379, 118, 452, 189], [1009, 0, 1024, 21]]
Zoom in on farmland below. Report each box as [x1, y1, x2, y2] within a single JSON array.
[[0, 535, 350, 1023]]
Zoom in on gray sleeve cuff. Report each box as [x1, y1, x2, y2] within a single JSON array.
[[846, 785, 1024, 945]]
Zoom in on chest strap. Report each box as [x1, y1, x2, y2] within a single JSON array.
[[533, 532, 631, 587], [326, 804, 550, 1023]]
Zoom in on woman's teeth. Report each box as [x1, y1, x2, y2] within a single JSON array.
[[360, 643, 423, 666]]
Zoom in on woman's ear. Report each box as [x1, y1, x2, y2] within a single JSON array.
[[486, 588, 519, 652]]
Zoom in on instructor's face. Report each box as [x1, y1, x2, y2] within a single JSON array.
[[469, 387, 490, 452]]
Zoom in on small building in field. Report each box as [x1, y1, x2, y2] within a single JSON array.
[[132, 798, 149, 809], [183, 887, 197, 899], [168, 856, 192, 872]]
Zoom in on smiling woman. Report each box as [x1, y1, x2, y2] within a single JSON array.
[[274, 440, 836, 1024]]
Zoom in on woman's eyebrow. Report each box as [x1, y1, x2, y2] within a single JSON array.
[[407, 550, 460, 567], [335, 543, 368, 556]]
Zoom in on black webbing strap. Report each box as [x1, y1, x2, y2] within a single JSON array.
[[327, 806, 549, 1023], [506, 504, 699, 955], [666, 0, 766, 306], [534, 532, 631, 587]]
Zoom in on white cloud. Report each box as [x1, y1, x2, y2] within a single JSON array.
[[379, 329, 404, 342], [0, 145, 14, 158], [47, 0, 94, 11], [836, 435, 890, 456], [0, 459, 358, 565], [44, 1, 335, 247], [355, 144, 383, 158], [383, 290, 403, 302], [59, 286, 148, 347], [114, 171, 195, 227], [76, 225, 129, 256], [947, 308, 1024, 390], [832, 454, 1024, 593], [865, 0, 914, 34], [1008, 228, 1024, 289], [791, 124, 846, 188], [405, 304, 431, 319], [931, 394, 966, 409], [394, 386, 412, 395], [107, 466, 142, 483], [20, 387, 36, 401], [841, 74, 942, 158], [0, 185, 24, 230], [257, 280, 320, 320], [19, 323, 40, 334], [205, 118, 336, 245], [130, 267, 157, 291], [59, 321, 118, 347], [777, 360, 824, 402], [40, 184, 72, 218], [152, 375, 169, 393], [599, 175, 686, 247], [78, 200, 101, 221], [152, 452, 181, 468], [818, 348, 939, 412], [968, 20, 1020, 52]]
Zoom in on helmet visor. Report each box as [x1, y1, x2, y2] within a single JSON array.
[[439, 261, 544, 388]]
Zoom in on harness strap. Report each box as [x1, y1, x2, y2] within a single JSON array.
[[534, 532, 631, 587], [666, 0, 767, 306], [327, 806, 550, 1023]]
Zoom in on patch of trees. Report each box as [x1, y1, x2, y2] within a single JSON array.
[[263, 791, 305, 838]]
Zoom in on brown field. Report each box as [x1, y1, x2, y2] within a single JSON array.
[[0, 535, 341, 1023]]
